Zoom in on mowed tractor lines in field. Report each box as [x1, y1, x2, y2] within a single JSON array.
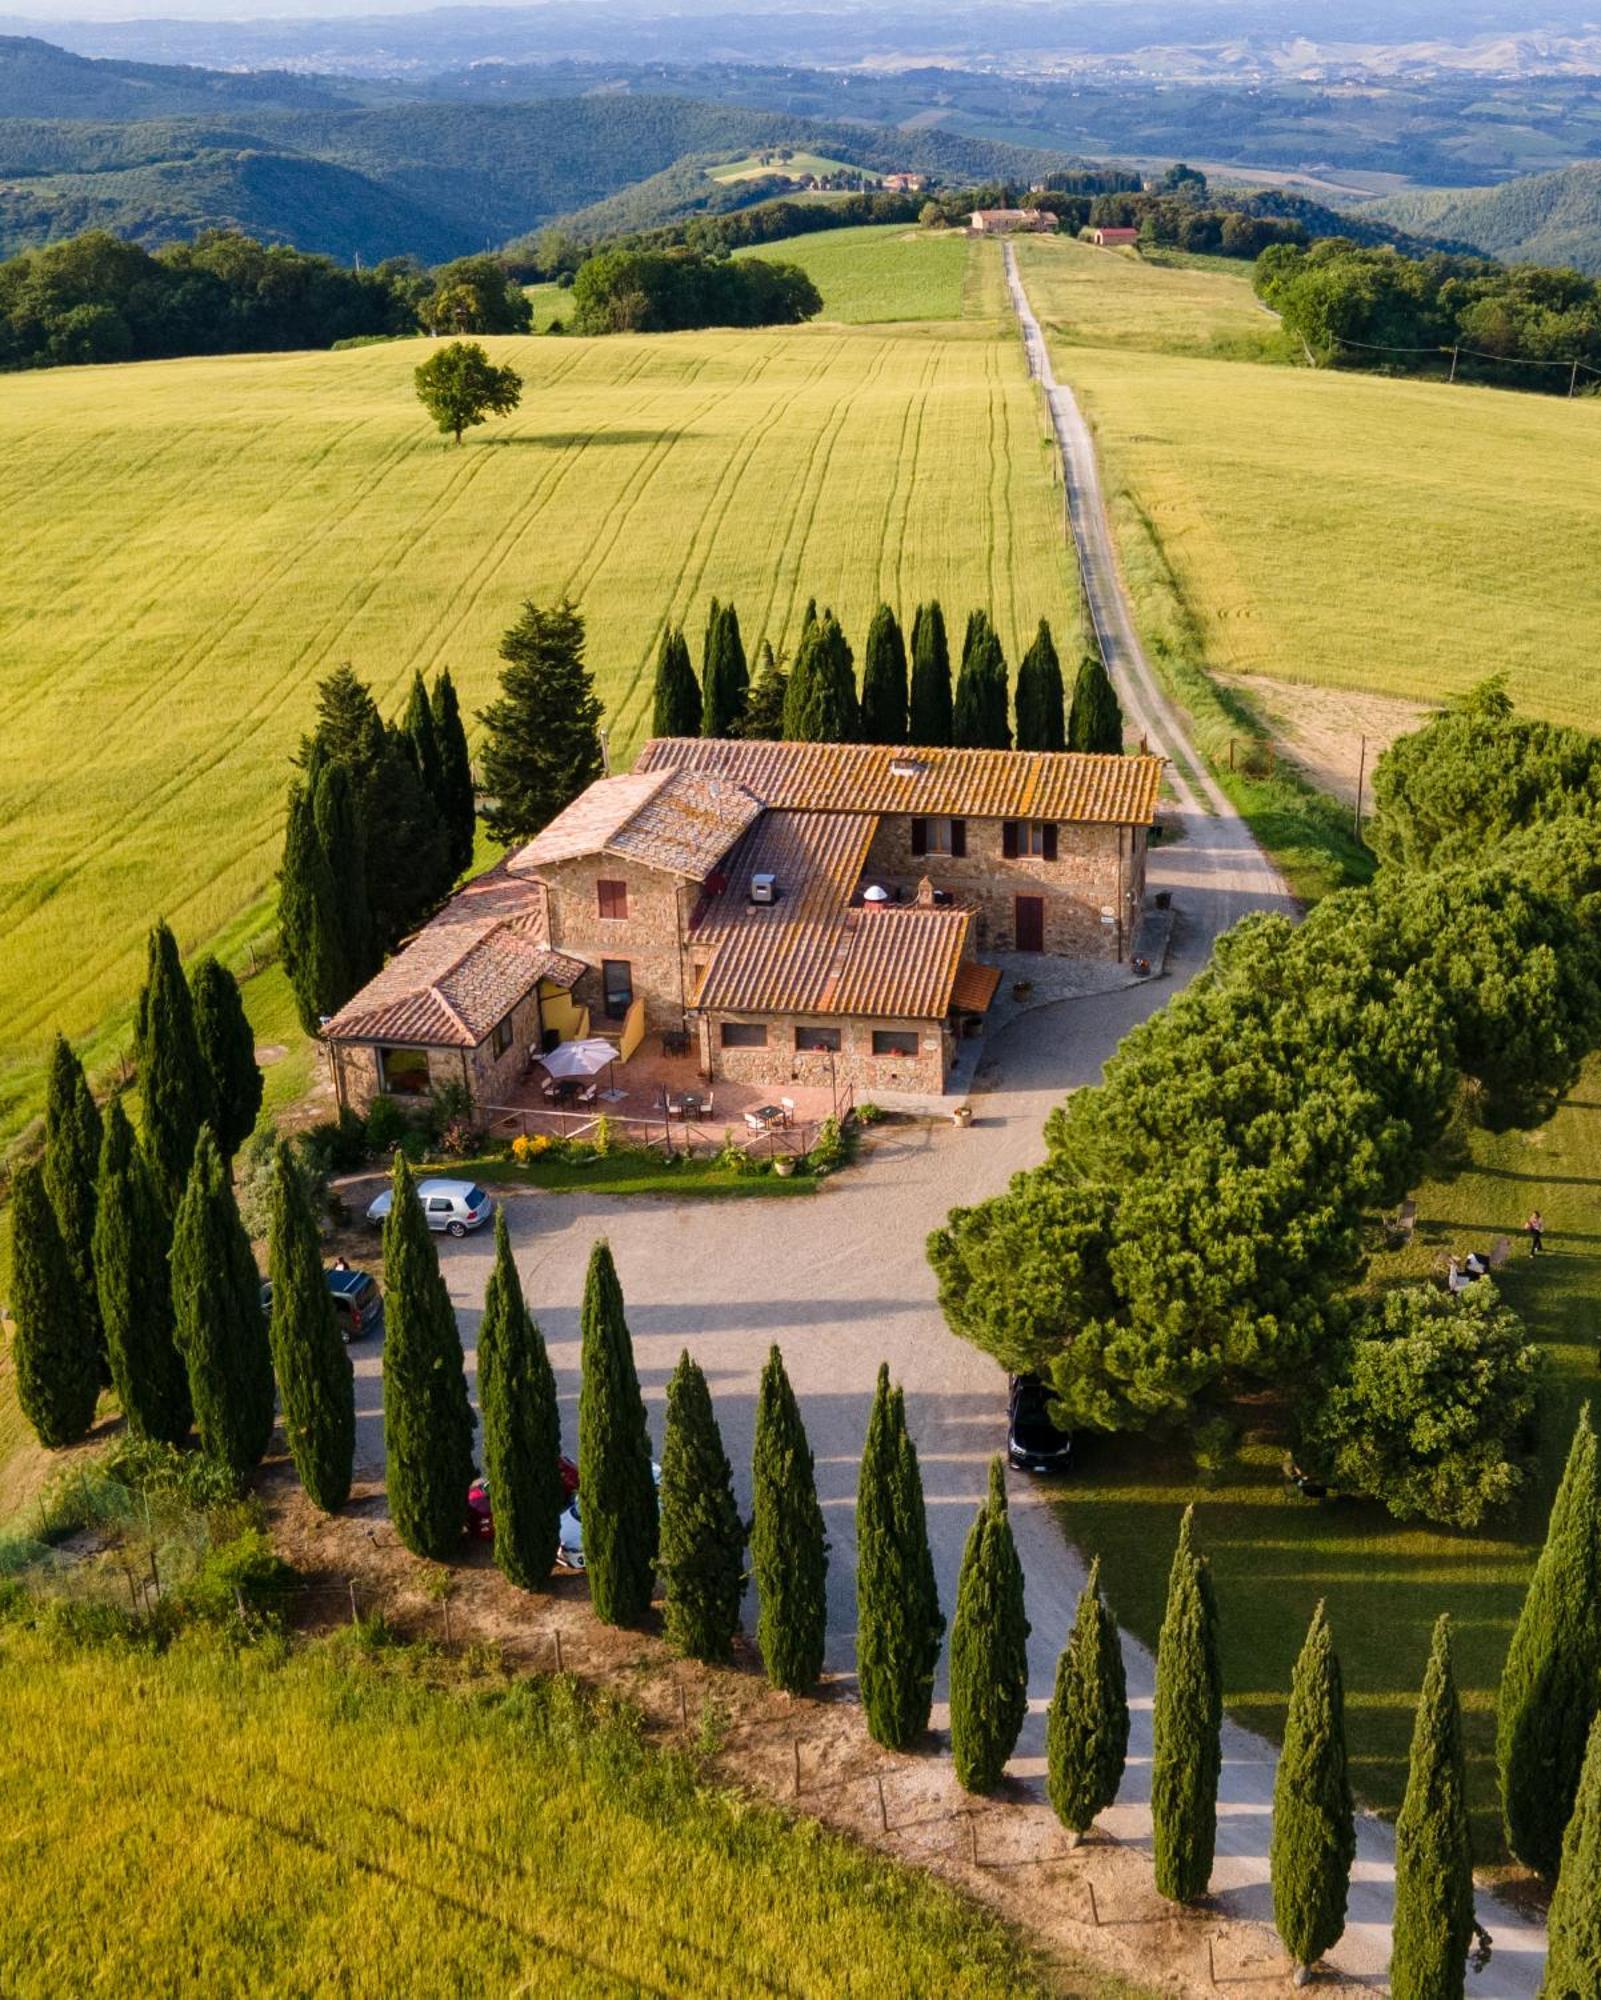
[[0, 315, 1076, 1136]]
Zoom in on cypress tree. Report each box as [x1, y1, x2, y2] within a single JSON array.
[[577, 1239, 658, 1625], [477, 1210, 563, 1590], [950, 1456, 1030, 1792], [859, 604, 909, 744], [93, 1098, 189, 1448], [782, 611, 858, 742], [856, 1364, 944, 1749], [368, 721, 454, 939], [479, 599, 604, 845], [909, 601, 953, 744], [1068, 652, 1124, 754], [170, 1127, 275, 1486], [750, 1343, 828, 1693], [312, 756, 374, 988], [1270, 1602, 1356, 1978], [9, 1162, 99, 1448], [1151, 1506, 1223, 1904], [266, 1139, 353, 1513], [1497, 1403, 1601, 1878], [659, 1349, 746, 1661], [1542, 1710, 1601, 2000], [651, 626, 701, 738], [191, 955, 262, 1161], [1014, 618, 1066, 752], [403, 668, 445, 813], [302, 662, 384, 771], [953, 612, 1011, 749], [42, 1033, 105, 1380], [381, 1152, 476, 1560], [279, 776, 350, 1035], [430, 667, 477, 877], [1391, 1615, 1474, 2000], [134, 918, 207, 1210], [1046, 1556, 1129, 1840], [702, 602, 749, 737], [738, 640, 788, 740]]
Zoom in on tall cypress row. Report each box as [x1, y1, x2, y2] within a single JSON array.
[[702, 602, 749, 736], [135, 918, 207, 1210], [658, 1349, 746, 1662], [952, 612, 1011, 749], [266, 1140, 353, 1513], [430, 667, 477, 878], [1497, 1404, 1601, 1878], [577, 1239, 658, 1625], [170, 1127, 275, 1487], [909, 601, 953, 744], [783, 611, 858, 742], [651, 626, 702, 738], [190, 955, 262, 1161], [1542, 1710, 1601, 2000], [1014, 618, 1066, 752], [312, 757, 375, 988], [750, 1344, 828, 1694], [381, 1152, 476, 1560], [1151, 1506, 1223, 1904], [949, 1456, 1030, 1793], [859, 604, 909, 744], [1046, 1556, 1129, 1841], [93, 1098, 190, 1447], [477, 1210, 563, 1590], [856, 1364, 943, 1749], [403, 668, 446, 816], [1068, 652, 1125, 754], [9, 1163, 99, 1448], [1270, 1602, 1355, 1979], [280, 775, 350, 1034], [738, 639, 788, 740], [1391, 1614, 1473, 2000], [42, 1033, 105, 1380]]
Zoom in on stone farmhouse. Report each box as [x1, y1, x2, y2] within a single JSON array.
[[322, 738, 1163, 1110]]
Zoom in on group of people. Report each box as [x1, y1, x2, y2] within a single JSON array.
[[1446, 1209, 1544, 1293]]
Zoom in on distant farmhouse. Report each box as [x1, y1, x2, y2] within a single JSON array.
[[969, 208, 1059, 234], [1092, 226, 1141, 248], [883, 172, 930, 193]]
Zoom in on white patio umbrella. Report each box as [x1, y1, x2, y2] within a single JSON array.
[[536, 1037, 621, 1099]]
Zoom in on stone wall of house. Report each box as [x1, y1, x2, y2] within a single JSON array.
[[861, 815, 1145, 958], [701, 1011, 952, 1097], [325, 990, 543, 1119], [534, 854, 693, 1034]]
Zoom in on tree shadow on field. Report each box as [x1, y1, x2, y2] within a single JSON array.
[[485, 430, 695, 449]]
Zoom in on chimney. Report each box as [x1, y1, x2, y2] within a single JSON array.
[[915, 875, 935, 908]]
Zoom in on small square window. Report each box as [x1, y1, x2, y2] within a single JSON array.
[[872, 1029, 919, 1058], [490, 1015, 514, 1059], [597, 879, 628, 920], [720, 1021, 768, 1049], [795, 1025, 841, 1053]]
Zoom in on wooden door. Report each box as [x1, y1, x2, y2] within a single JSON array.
[[1015, 895, 1045, 953]]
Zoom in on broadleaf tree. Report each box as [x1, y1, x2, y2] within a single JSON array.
[[413, 339, 522, 445]]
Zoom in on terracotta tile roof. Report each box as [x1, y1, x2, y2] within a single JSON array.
[[950, 960, 1004, 1013], [635, 738, 1163, 824], [512, 768, 762, 878]]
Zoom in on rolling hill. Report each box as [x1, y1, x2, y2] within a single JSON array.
[[0, 33, 355, 118], [1372, 160, 1601, 274]]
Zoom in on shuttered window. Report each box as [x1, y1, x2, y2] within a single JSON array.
[[597, 879, 628, 919]]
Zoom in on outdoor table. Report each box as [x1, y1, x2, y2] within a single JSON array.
[[751, 1104, 784, 1130]]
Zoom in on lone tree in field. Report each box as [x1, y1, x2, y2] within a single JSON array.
[[1497, 1403, 1601, 1879], [578, 1240, 659, 1625], [1391, 1615, 1474, 2000], [266, 1140, 354, 1513], [1068, 651, 1124, 755], [949, 1457, 1030, 1792], [952, 611, 1011, 750], [1543, 1710, 1601, 1999], [430, 668, 477, 876], [659, 1349, 746, 1661], [1046, 1556, 1129, 1842], [783, 610, 859, 742], [479, 600, 604, 844], [43, 1033, 105, 1380], [94, 1098, 189, 1448], [702, 602, 749, 737], [738, 640, 788, 740], [855, 1364, 943, 1748], [9, 1163, 99, 1448], [860, 604, 909, 744], [750, 1344, 828, 1693], [135, 918, 207, 1209], [414, 339, 522, 446], [190, 955, 262, 1161], [1270, 1602, 1355, 1981], [651, 626, 701, 738], [170, 1128, 275, 1487], [382, 1153, 476, 1560], [477, 1211, 563, 1590], [1151, 1506, 1223, 1904], [1014, 618, 1066, 752], [909, 601, 953, 743]]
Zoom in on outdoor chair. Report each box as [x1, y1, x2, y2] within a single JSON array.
[[578, 1082, 599, 1107], [780, 1097, 796, 1126]]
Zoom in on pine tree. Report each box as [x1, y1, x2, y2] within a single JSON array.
[[1391, 1615, 1474, 2000], [859, 604, 909, 744], [651, 627, 701, 738], [750, 1343, 828, 1693], [702, 601, 749, 736], [311, 756, 374, 988], [1497, 1404, 1601, 1878], [381, 1153, 476, 1559], [430, 667, 477, 877], [1151, 1506, 1223, 1903], [9, 1162, 99, 1448], [577, 1239, 659, 1624], [909, 601, 953, 744], [479, 599, 605, 844], [782, 611, 858, 742], [93, 1098, 190, 1448], [190, 956, 262, 1161], [659, 1349, 746, 1661], [135, 919, 208, 1210], [738, 640, 789, 740], [42, 1033, 105, 1380], [1068, 652, 1124, 754], [856, 1365, 944, 1748], [170, 1128, 275, 1486], [280, 775, 351, 1036], [1542, 1710, 1601, 2000], [1014, 618, 1066, 752], [1271, 1602, 1356, 1977], [1046, 1556, 1129, 1840], [477, 1210, 563, 1590], [950, 1456, 1030, 1792], [403, 669, 446, 817], [266, 1140, 353, 1513], [952, 613, 1011, 749]]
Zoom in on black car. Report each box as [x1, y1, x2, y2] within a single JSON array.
[[1007, 1374, 1072, 1474], [260, 1266, 384, 1344]]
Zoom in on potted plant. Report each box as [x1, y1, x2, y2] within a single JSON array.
[[952, 1102, 974, 1128], [773, 1157, 796, 1178], [1011, 979, 1033, 1002]]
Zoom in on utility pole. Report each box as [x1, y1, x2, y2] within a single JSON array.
[[1569, 357, 1581, 399], [1448, 345, 1459, 384], [1352, 733, 1367, 840]]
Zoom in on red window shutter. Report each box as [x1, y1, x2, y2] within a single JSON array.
[[950, 818, 966, 858], [910, 817, 927, 857], [1001, 820, 1018, 859], [1042, 822, 1058, 862], [598, 879, 628, 919]]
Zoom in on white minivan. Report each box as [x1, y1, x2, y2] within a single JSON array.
[[365, 1178, 493, 1237]]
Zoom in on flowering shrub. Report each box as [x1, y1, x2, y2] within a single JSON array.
[[511, 1132, 553, 1163]]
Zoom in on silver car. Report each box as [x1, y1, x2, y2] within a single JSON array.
[[365, 1177, 493, 1237]]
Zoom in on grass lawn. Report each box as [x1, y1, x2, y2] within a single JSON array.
[[707, 149, 857, 183], [1056, 1054, 1601, 1869], [432, 1151, 818, 1199], [737, 222, 976, 323]]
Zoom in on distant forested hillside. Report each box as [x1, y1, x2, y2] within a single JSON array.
[[0, 33, 356, 118], [1373, 163, 1601, 276]]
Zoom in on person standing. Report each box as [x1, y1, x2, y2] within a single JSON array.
[[1525, 1210, 1545, 1256]]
